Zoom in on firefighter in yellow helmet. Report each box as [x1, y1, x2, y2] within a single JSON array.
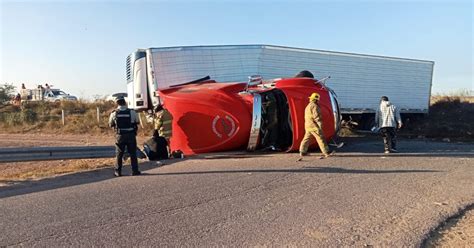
[[298, 92, 334, 161]]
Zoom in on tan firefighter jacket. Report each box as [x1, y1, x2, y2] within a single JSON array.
[[155, 109, 173, 139], [304, 101, 324, 132]]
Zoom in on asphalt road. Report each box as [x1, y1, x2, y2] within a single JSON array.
[[1, 138, 473, 247]]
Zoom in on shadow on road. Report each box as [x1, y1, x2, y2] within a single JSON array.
[[0, 159, 182, 199], [144, 166, 441, 177], [335, 137, 474, 157], [335, 153, 474, 158]]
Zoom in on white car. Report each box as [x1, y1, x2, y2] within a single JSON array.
[[44, 89, 78, 102]]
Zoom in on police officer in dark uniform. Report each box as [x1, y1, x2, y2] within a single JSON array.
[[109, 96, 141, 176]]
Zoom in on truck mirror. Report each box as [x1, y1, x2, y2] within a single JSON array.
[[248, 75, 263, 86], [242, 75, 263, 93]]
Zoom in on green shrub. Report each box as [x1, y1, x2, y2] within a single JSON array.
[[0, 104, 20, 113], [20, 109, 38, 124], [0, 84, 16, 104], [0, 109, 37, 126], [1, 112, 21, 125]]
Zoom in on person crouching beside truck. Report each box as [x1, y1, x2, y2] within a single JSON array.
[[144, 103, 174, 159], [375, 96, 403, 153], [109, 96, 141, 176], [298, 92, 335, 161], [143, 130, 169, 162]]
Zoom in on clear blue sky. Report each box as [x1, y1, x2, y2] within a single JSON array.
[[1, 0, 472, 98]]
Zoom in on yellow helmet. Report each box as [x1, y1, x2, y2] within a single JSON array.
[[309, 92, 320, 101]]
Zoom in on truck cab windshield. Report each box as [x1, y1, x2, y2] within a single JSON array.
[[258, 89, 293, 151]]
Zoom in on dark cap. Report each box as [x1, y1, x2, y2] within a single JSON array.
[[115, 96, 126, 106], [115, 96, 125, 102], [381, 96, 389, 101]]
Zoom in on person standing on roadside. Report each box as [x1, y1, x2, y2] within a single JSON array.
[[109, 96, 141, 176], [298, 92, 334, 161], [375, 96, 402, 153]]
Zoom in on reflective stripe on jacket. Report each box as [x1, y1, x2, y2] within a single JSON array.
[[304, 101, 323, 132], [155, 109, 173, 138]]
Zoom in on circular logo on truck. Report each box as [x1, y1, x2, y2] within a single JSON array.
[[212, 115, 236, 138]]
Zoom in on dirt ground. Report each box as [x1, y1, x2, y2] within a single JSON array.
[[0, 133, 472, 246], [425, 207, 474, 247], [0, 133, 113, 147]]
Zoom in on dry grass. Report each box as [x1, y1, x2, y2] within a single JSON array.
[[0, 100, 155, 136], [338, 126, 359, 137], [406, 96, 474, 140], [0, 158, 116, 183], [431, 95, 474, 104]]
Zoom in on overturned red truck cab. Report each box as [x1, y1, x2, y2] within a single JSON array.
[[158, 77, 341, 155]]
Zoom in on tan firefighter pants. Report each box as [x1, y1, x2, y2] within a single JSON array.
[[299, 130, 329, 155]]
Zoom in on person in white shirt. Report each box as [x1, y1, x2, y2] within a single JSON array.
[[375, 96, 403, 153]]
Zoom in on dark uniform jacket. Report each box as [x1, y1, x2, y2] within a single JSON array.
[[109, 106, 139, 134]]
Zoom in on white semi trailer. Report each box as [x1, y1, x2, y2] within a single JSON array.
[[126, 45, 434, 128]]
